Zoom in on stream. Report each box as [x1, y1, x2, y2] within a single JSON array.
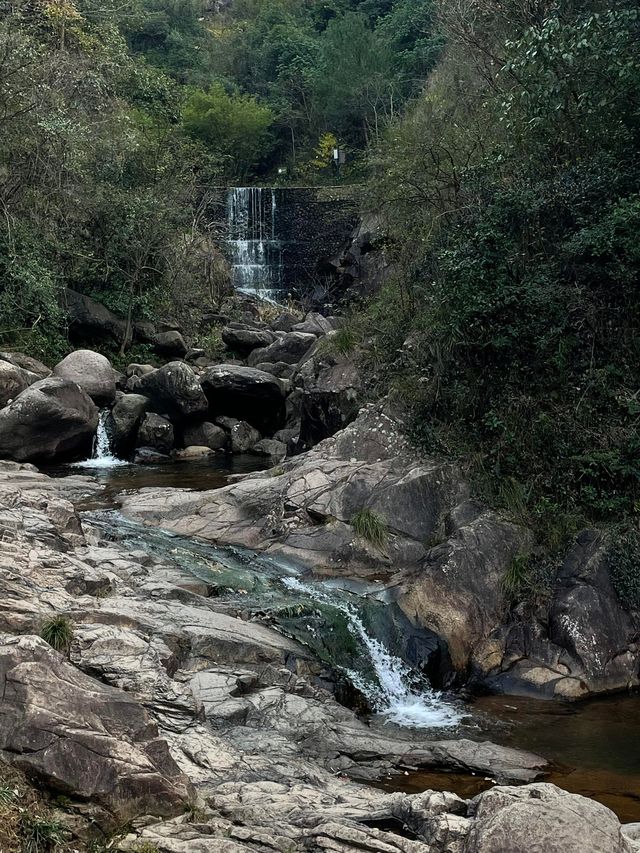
[[56, 454, 640, 822]]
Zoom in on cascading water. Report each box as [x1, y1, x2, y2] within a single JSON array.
[[73, 409, 128, 469], [226, 187, 282, 301], [282, 577, 462, 729]]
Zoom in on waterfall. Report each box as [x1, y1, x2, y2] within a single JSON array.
[[226, 187, 282, 301], [282, 577, 461, 729], [73, 409, 128, 469]]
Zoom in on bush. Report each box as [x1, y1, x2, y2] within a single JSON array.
[[350, 509, 388, 549], [607, 528, 640, 611], [40, 616, 73, 653], [20, 813, 64, 853]]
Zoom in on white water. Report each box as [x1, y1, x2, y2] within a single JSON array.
[[283, 577, 461, 730], [73, 409, 128, 469], [227, 187, 283, 299]]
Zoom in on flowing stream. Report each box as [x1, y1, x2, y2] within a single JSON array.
[[226, 186, 283, 301], [73, 409, 128, 470]]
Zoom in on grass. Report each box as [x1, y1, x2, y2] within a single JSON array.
[[40, 616, 74, 653], [350, 508, 388, 549], [20, 814, 65, 853]]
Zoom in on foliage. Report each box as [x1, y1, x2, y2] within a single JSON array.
[[350, 508, 388, 549], [20, 813, 65, 853], [40, 616, 74, 653], [607, 527, 640, 611], [360, 0, 640, 535]]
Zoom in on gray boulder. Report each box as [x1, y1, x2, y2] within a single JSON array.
[[54, 349, 116, 405], [137, 413, 174, 454], [0, 634, 190, 821], [297, 349, 361, 449], [62, 288, 126, 344], [138, 362, 208, 421], [215, 417, 260, 453], [221, 326, 275, 355], [126, 363, 155, 378], [0, 361, 32, 408], [0, 352, 51, 379], [248, 331, 317, 366], [106, 393, 149, 457], [293, 311, 334, 337], [201, 364, 286, 434], [153, 330, 188, 358], [183, 421, 227, 451], [0, 377, 98, 462]]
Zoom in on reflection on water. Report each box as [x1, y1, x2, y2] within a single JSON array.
[[380, 693, 640, 822], [46, 454, 272, 509]]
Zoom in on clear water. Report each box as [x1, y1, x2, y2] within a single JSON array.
[[227, 187, 283, 298]]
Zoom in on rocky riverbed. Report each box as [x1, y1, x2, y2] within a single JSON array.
[[0, 459, 637, 852]]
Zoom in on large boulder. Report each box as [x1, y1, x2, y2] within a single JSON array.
[[153, 330, 188, 358], [0, 377, 98, 462], [183, 421, 227, 451], [292, 311, 334, 337], [54, 349, 116, 405], [247, 331, 317, 366], [0, 352, 51, 379], [297, 348, 361, 449], [136, 413, 174, 454], [62, 288, 127, 344], [464, 783, 633, 853], [0, 634, 190, 821], [106, 393, 149, 457], [0, 361, 32, 408], [221, 326, 275, 355], [138, 362, 208, 421], [215, 416, 260, 453], [201, 364, 286, 434]]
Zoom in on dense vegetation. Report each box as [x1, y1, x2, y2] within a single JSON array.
[[354, 0, 640, 537]]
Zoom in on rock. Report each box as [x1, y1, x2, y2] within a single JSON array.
[[185, 348, 206, 362], [107, 394, 149, 457], [201, 365, 286, 434], [0, 634, 191, 822], [271, 311, 300, 333], [273, 426, 300, 455], [0, 352, 51, 379], [137, 413, 174, 454], [464, 783, 633, 853], [200, 312, 229, 328], [153, 330, 188, 358], [221, 327, 275, 355], [215, 417, 260, 453], [251, 438, 287, 461], [0, 361, 32, 408], [292, 311, 334, 337], [133, 320, 157, 343], [62, 288, 127, 344], [254, 360, 294, 379], [134, 447, 170, 464], [138, 362, 208, 421], [0, 378, 98, 462], [297, 348, 361, 448], [183, 421, 227, 451], [126, 363, 155, 378], [54, 349, 116, 405], [174, 446, 213, 460], [247, 332, 317, 367]]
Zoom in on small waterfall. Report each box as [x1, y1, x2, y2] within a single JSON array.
[[73, 409, 128, 469], [282, 577, 461, 729], [226, 187, 282, 301]]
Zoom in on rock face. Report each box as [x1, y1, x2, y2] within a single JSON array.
[[0, 634, 191, 821], [107, 393, 149, 457], [62, 288, 127, 344], [0, 377, 98, 462], [54, 349, 116, 405], [137, 412, 174, 454], [201, 364, 286, 434], [138, 362, 208, 421]]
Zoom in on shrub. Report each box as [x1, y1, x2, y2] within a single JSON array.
[[607, 528, 640, 611], [40, 616, 73, 653], [350, 509, 388, 549], [20, 813, 64, 853]]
